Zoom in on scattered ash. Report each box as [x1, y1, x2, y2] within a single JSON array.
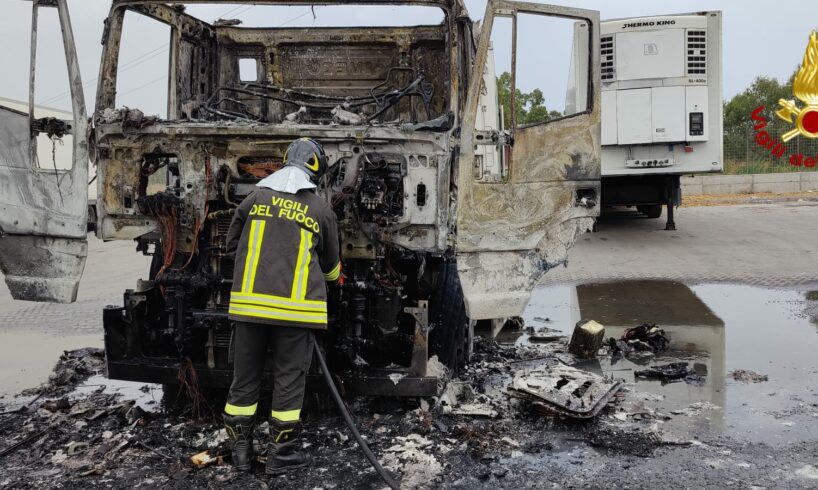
[[585, 424, 666, 457], [729, 370, 769, 383]]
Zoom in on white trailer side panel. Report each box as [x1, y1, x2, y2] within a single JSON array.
[[615, 29, 685, 80], [651, 86, 686, 143], [616, 88, 652, 144]]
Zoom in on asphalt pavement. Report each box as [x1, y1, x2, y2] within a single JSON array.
[[544, 202, 818, 287]]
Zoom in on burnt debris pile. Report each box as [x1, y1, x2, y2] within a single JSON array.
[[0, 320, 727, 488], [606, 323, 670, 360]]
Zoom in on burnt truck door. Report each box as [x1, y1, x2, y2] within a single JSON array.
[[0, 0, 89, 302], [457, 1, 600, 320]]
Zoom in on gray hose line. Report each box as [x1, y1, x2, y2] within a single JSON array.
[[312, 341, 400, 490]]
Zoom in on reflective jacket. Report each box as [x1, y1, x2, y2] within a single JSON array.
[[226, 187, 340, 329]]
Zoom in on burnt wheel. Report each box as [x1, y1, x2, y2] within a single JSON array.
[[429, 262, 473, 375]]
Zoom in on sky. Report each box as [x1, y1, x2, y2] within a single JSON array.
[[0, 0, 816, 117]]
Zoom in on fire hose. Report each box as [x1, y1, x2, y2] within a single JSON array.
[[312, 341, 400, 490]]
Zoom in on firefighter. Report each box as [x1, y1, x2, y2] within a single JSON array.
[[223, 137, 341, 475]]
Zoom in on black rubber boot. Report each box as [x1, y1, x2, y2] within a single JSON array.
[[224, 414, 256, 471], [266, 418, 312, 475]]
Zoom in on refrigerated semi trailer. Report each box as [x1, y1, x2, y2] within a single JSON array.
[[580, 11, 723, 229]]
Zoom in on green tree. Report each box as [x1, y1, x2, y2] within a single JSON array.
[[723, 75, 794, 132], [721, 69, 818, 172], [495, 71, 559, 127]]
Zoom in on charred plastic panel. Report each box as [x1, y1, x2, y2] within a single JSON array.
[[0, 0, 89, 303]]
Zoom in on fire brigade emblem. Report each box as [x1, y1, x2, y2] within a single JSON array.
[[777, 31, 818, 142]]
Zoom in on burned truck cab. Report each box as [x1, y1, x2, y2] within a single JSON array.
[[0, 0, 602, 397]]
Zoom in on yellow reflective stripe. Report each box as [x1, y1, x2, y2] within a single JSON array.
[[229, 304, 326, 319], [240, 220, 257, 293], [229, 304, 327, 324], [241, 220, 264, 293], [271, 408, 301, 422], [230, 299, 325, 315], [230, 293, 326, 312], [323, 261, 341, 282], [275, 428, 294, 443], [247, 220, 265, 292], [224, 402, 258, 416], [234, 291, 324, 306], [300, 232, 312, 299], [290, 228, 306, 299], [291, 228, 313, 300]]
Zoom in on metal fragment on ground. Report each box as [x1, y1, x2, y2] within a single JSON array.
[[508, 365, 623, 418]]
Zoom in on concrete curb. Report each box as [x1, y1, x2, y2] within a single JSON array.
[[681, 172, 818, 195], [683, 196, 818, 206]]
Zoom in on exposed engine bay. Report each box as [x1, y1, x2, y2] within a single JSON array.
[[97, 1, 468, 395]]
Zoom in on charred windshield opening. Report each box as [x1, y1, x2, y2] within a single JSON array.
[[102, 2, 451, 126]]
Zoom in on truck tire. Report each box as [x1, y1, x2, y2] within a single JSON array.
[[640, 204, 663, 219], [429, 262, 472, 375]]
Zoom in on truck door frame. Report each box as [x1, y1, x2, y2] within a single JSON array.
[[456, 0, 601, 320], [0, 0, 89, 303]]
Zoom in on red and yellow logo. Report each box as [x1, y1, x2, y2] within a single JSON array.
[[777, 31, 818, 142]]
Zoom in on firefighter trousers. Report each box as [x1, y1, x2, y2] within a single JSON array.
[[225, 321, 315, 423]]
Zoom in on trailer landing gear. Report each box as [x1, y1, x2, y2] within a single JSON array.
[[665, 200, 676, 230], [664, 175, 680, 231]]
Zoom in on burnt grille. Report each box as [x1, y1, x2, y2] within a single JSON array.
[[216, 215, 232, 236], [601, 35, 615, 81], [215, 330, 232, 348], [686, 30, 707, 75]]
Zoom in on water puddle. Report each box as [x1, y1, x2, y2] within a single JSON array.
[[0, 331, 160, 413], [521, 281, 818, 444], [0, 330, 102, 396], [73, 375, 162, 413]]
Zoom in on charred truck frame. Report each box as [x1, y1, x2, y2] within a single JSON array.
[[0, 0, 601, 397]]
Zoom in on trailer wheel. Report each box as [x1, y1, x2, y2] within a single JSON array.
[[429, 262, 472, 375], [639, 204, 663, 219]]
